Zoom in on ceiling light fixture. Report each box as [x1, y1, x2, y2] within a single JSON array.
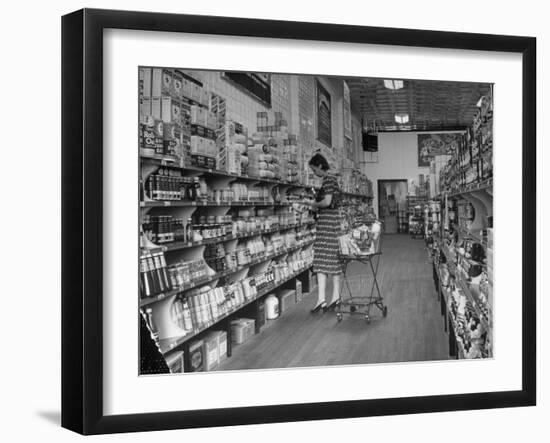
[[395, 113, 409, 124], [384, 79, 404, 90]]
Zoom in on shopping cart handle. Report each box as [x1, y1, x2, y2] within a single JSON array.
[[352, 218, 383, 228]]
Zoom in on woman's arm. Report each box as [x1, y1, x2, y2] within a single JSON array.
[[312, 193, 332, 209]]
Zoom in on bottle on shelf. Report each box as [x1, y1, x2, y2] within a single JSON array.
[[186, 218, 193, 243]]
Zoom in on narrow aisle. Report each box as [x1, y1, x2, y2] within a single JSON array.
[[217, 235, 448, 371]]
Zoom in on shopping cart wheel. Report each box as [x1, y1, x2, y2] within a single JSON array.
[[365, 315, 370, 324], [336, 313, 343, 322], [383, 306, 388, 317]]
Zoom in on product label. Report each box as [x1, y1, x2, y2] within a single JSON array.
[[190, 349, 202, 370], [219, 338, 227, 356]]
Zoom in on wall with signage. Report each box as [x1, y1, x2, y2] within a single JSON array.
[[186, 70, 362, 174], [190, 70, 292, 136], [298, 76, 358, 171]]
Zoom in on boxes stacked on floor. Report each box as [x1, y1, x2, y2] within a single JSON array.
[[240, 299, 267, 332], [186, 330, 227, 372], [295, 280, 303, 303], [187, 339, 204, 372], [257, 300, 266, 330], [165, 351, 185, 374], [277, 289, 295, 313], [231, 318, 256, 345]]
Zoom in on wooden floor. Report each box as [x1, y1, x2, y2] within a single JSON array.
[[216, 234, 449, 371]]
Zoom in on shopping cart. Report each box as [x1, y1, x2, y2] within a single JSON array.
[[337, 219, 387, 324]]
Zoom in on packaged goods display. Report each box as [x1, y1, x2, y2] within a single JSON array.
[[265, 294, 279, 320], [202, 331, 220, 371], [165, 351, 185, 374], [438, 94, 493, 197], [135, 67, 500, 379], [427, 87, 493, 360], [133, 68, 467, 375], [231, 318, 256, 345], [295, 280, 303, 303], [139, 252, 172, 298], [277, 289, 296, 313], [187, 339, 204, 372]]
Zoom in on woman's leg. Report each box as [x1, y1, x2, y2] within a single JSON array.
[[329, 273, 341, 304], [316, 272, 327, 306]]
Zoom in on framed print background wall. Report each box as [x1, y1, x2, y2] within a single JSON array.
[[62, 8, 536, 435]]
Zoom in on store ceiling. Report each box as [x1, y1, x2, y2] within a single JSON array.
[[344, 77, 492, 132]]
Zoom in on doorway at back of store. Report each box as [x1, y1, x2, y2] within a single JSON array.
[[378, 179, 408, 234]]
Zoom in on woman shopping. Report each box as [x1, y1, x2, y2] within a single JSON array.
[[307, 153, 343, 313]]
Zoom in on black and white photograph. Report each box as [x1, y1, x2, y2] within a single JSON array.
[[138, 68, 494, 375]]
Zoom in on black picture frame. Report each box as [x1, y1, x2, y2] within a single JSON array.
[[62, 8, 536, 435]]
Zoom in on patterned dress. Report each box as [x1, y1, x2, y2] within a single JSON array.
[[313, 174, 343, 275]]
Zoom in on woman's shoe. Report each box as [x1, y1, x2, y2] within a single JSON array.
[[310, 302, 327, 314], [323, 300, 340, 312]]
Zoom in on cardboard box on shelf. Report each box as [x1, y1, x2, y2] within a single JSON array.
[[140, 97, 151, 117], [210, 94, 227, 129], [202, 332, 220, 371], [151, 68, 172, 97], [216, 330, 228, 362], [165, 351, 184, 374], [163, 122, 183, 158], [171, 70, 183, 99], [139, 67, 152, 98], [141, 117, 164, 156], [187, 339, 204, 372], [161, 96, 181, 124], [151, 96, 162, 120]]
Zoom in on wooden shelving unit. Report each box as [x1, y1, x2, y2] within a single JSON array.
[[146, 222, 315, 253], [158, 264, 313, 355], [139, 152, 376, 372], [139, 240, 314, 308], [430, 93, 493, 360]]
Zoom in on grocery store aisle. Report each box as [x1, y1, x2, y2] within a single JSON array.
[[217, 235, 449, 371]]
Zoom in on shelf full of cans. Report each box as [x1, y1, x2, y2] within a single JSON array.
[[139, 235, 315, 307], [432, 231, 492, 358], [152, 255, 314, 356], [438, 89, 493, 197], [140, 163, 317, 208], [141, 212, 315, 252], [143, 166, 263, 202]]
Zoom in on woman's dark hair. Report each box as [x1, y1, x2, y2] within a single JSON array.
[[309, 153, 330, 171]]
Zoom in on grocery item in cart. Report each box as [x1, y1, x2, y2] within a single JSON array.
[[339, 221, 382, 256]]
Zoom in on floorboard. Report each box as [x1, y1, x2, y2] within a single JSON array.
[[216, 234, 449, 371]]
